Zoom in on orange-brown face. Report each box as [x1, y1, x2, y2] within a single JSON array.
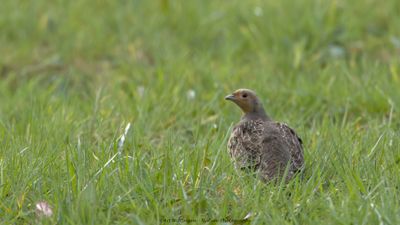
[[225, 89, 258, 113]]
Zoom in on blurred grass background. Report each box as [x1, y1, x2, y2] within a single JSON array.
[[0, 0, 399, 224]]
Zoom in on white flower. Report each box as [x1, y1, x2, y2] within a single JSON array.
[[187, 89, 196, 100], [35, 201, 53, 217], [137, 86, 145, 98], [254, 6, 263, 17]]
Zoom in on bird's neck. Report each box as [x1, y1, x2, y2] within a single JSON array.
[[241, 106, 271, 122]]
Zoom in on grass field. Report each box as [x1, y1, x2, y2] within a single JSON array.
[[1, 0, 400, 224]]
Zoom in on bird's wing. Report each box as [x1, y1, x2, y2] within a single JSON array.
[[275, 122, 304, 172]]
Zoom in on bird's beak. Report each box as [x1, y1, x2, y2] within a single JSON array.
[[225, 94, 236, 101]]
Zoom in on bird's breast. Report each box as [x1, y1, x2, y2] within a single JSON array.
[[227, 120, 266, 168]]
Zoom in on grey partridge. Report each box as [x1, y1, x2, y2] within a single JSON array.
[[225, 89, 304, 182]]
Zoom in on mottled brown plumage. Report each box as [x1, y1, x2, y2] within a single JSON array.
[[225, 89, 304, 182]]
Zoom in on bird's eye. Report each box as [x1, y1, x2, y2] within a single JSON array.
[[242, 94, 248, 98]]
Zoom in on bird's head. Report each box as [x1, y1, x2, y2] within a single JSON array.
[[225, 89, 264, 114]]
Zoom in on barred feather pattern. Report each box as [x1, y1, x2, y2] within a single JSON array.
[[228, 119, 304, 181], [228, 119, 266, 170], [276, 122, 304, 173]]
